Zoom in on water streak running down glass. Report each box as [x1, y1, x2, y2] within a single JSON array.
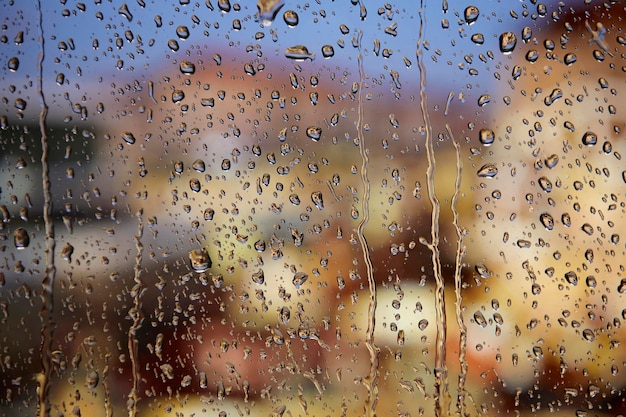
[[0, 1, 625, 416]]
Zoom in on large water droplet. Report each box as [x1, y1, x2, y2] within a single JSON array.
[[283, 9, 298, 27], [477, 163, 498, 178], [257, 0, 284, 26], [478, 128, 494, 145], [538, 213, 553, 230], [499, 32, 517, 54], [464, 6, 479, 24], [8, 57, 19, 72], [582, 131, 597, 146], [14, 227, 29, 249], [284, 45, 315, 61], [306, 126, 322, 141], [189, 248, 211, 272], [179, 60, 195, 74]]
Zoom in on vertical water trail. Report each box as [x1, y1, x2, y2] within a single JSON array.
[[416, 3, 450, 416], [354, 30, 380, 417], [35, 1, 56, 416], [447, 124, 468, 416], [127, 213, 144, 417]]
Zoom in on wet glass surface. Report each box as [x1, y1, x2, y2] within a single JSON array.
[[1, 1, 625, 416]]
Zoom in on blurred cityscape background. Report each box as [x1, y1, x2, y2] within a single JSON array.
[[1, 0, 625, 416]]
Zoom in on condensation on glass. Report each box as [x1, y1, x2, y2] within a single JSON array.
[[0, 1, 624, 416]]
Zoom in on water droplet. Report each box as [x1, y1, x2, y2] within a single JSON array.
[[478, 128, 494, 145], [473, 311, 487, 327], [189, 178, 201, 192], [581, 223, 593, 236], [544, 88, 562, 106], [477, 163, 498, 178], [179, 60, 195, 74], [292, 271, 308, 289], [516, 239, 531, 248], [538, 176, 552, 192], [418, 319, 429, 330], [176, 25, 190, 40], [470, 33, 484, 45], [561, 213, 571, 227], [192, 159, 205, 172], [14, 227, 29, 249], [585, 275, 597, 288], [216, 0, 231, 12], [321, 45, 335, 58], [544, 154, 559, 169], [306, 126, 322, 141], [118, 3, 133, 21], [285, 45, 315, 61], [251, 269, 265, 285], [477, 94, 490, 107], [617, 278, 626, 294], [525, 50, 539, 63], [582, 131, 597, 146], [475, 263, 489, 279], [61, 242, 74, 262], [311, 191, 324, 210], [564, 53, 577, 65], [499, 32, 517, 53], [582, 329, 595, 342], [8, 57, 19, 72], [257, 0, 284, 25], [283, 9, 298, 26], [539, 213, 554, 230], [464, 6, 479, 24], [564, 271, 578, 286], [189, 248, 211, 272], [172, 90, 185, 103], [121, 132, 136, 144]]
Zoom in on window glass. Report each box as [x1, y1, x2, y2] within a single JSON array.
[[1, 1, 624, 416]]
